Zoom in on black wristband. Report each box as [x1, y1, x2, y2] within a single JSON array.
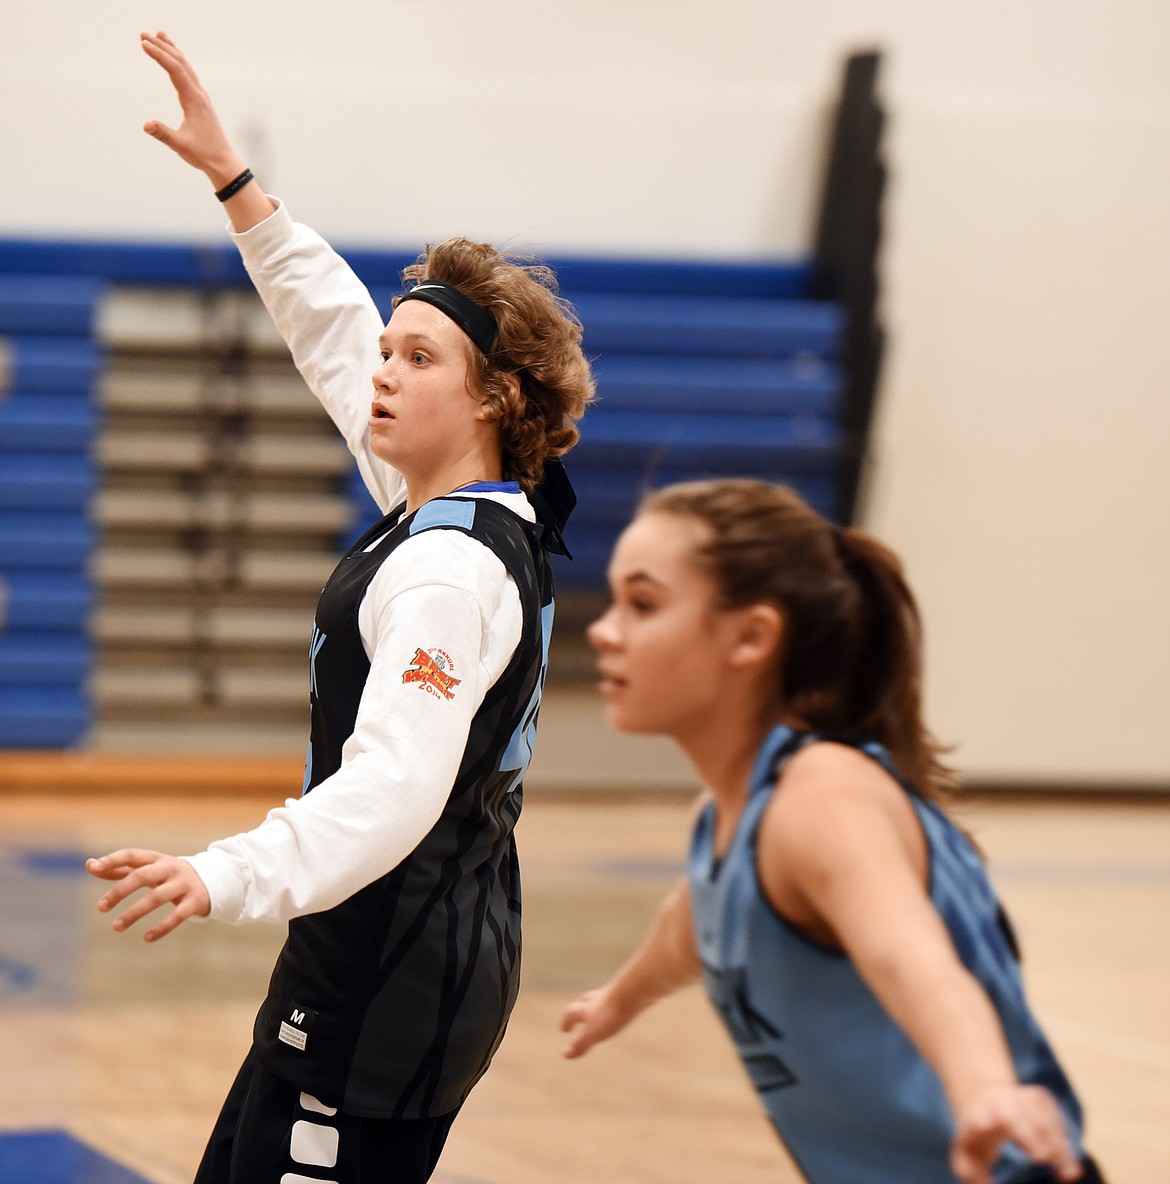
[[215, 168, 254, 202]]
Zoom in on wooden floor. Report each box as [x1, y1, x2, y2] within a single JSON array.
[[1, 789, 1167, 1182]]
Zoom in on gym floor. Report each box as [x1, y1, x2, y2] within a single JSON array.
[[1, 788, 1167, 1182]]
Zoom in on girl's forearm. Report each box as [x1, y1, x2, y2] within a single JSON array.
[[609, 879, 702, 1017], [860, 942, 1018, 1110]]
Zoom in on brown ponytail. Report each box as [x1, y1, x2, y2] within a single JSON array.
[[639, 480, 956, 804]]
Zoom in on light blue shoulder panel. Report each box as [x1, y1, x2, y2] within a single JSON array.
[[408, 498, 477, 535]]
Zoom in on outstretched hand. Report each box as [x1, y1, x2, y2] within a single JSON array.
[[140, 30, 246, 189], [951, 1083, 1084, 1184], [559, 985, 630, 1059], [87, 848, 211, 943]]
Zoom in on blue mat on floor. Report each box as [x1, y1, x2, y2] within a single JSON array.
[[0, 1131, 152, 1184]]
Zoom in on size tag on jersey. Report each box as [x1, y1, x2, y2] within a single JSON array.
[[277, 1003, 319, 1052]]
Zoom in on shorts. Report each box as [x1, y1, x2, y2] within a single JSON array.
[[194, 1049, 460, 1184]]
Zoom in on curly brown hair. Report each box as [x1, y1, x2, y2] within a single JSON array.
[[396, 238, 595, 491]]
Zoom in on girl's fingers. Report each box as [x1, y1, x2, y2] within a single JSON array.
[[560, 1025, 588, 1059], [119, 894, 174, 940], [559, 996, 609, 1058], [951, 1133, 999, 1184], [107, 873, 187, 930], [144, 30, 198, 81], [113, 890, 171, 931], [87, 862, 140, 882], [1015, 1125, 1080, 1180], [89, 853, 166, 907], [563, 1024, 603, 1060], [140, 33, 197, 94], [952, 1090, 1081, 1184], [143, 120, 180, 147], [96, 877, 150, 913], [158, 32, 195, 73], [88, 849, 156, 873], [144, 898, 198, 943], [140, 34, 178, 68], [86, 856, 121, 880], [560, 999, 596, 1033]]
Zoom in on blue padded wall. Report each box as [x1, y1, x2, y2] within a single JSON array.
[[0, 273, 102, 748]]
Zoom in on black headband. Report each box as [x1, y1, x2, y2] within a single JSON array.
[[397, 281, 498, 356]]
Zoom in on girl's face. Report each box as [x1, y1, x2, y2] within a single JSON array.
[[368, 300, 490, 476], [588, 511, 768, 739]]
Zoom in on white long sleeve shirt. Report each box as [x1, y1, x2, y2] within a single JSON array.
[[184, 202, 526, 925]]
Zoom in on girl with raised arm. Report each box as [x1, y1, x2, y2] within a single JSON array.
[[88, 31, 593, 1184], [561, 479, 1104, 1184]]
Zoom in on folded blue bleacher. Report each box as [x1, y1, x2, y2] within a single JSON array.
[[0, 337, 102, 394], [0, 513, 94, 570], [0, 275, 102, 335], [0, 633, 91, 685], [573, 294, 844, 358], [0, 273, 103, 748], [0, 572, 93, 629], [0, 688, 90, 748], [0, 455, 95, 511], [0, 394, 97, 451]]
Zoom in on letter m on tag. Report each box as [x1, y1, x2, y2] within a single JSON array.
[[277, 1002, 318, 1052]]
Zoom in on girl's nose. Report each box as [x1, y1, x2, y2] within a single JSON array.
[[586, 608, 619, 652], [372, 356, 397, 393]]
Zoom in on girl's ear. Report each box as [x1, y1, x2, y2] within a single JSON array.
[[474, 371, 519, 421], [726, 603, 785, 671]]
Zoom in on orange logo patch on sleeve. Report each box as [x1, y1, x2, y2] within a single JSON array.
[[402, 647, 461, 700]]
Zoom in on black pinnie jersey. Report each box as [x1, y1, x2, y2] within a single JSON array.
[[253, 495, 553, 1118]]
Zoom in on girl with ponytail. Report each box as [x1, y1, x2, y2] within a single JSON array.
[[561, 479, 1104, 1184]]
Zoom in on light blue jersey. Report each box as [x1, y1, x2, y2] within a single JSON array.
[[688, 725, 1083, 1184]]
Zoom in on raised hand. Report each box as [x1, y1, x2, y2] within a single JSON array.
[[87, 848, 211, 943], [950, 1083, 1084, 1184], [140, 30, 246, 189]]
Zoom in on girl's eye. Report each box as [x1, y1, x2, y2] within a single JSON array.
[[412, 351, 429, 365], [379, 350, 391, 362], [628, 598, 656, 615]]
